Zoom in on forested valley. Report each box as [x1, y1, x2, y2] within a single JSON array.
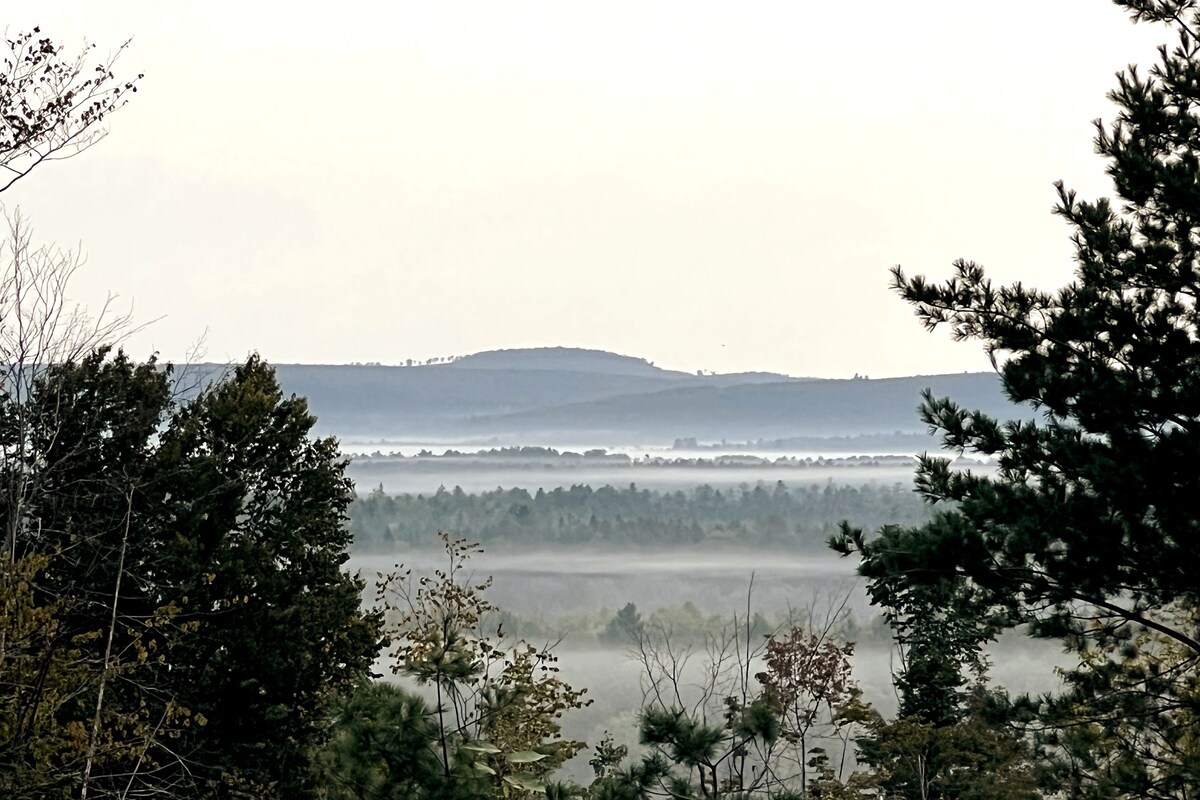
[[5, 3, 1200, 799]]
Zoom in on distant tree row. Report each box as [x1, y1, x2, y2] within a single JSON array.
[[348, 481, 932, 550], [349, 355, 464, 367]]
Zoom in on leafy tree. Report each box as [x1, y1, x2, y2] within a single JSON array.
[[1, 26, 382, 799], [151, 356, 383, 797], [854, 693, 1040, 800], [0, 351, 382, 798], [0, 30, 180, 796], [1005, 600, 1200, 799], [834, 1, 1200, 796], [600, 603, 646, 646], [756, 625, 857, 794], [1, 27, 140, 192], [379, 534, 591, 797], [0, 283, 184, 797]]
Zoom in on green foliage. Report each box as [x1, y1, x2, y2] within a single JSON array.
[[0, 29, 378, 797], [589, 731, 629, 780], [0, 352, 199, 798], [316, 681, 445, 800], [834, 3, 1200, 796], [379, 533, 592, 797], [600, 603, 646, 646], [855, 695, 1040, 800], [350, 481, 931, 551], [833, 521, 1007, 728], [318, 679, 586, 800], [153, 356, 384, 796], [0, 352, 382, 798], [1007, 601, 1200, 799], [640, 706, 727, 770], [0, 554, 93, 800]]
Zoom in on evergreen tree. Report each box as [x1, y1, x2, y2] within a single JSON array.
[[835, 2, 1200, 795], [1, 353, 381, 798]]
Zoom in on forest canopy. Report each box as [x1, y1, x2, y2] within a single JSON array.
[[348, 481, 932, 550]]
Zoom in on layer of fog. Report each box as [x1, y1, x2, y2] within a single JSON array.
[[353, 548, 1067, 784], [347, 462, 949, 495], [350, 549, 870, 618], [338, 441, 929, 459]]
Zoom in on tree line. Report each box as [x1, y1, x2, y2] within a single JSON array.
[[348, 481, 933, 551]]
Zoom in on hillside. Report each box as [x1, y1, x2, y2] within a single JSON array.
[[203, 348, 1031, 445], [446, 347, 694, 378], [459, 371, 1025, 441]]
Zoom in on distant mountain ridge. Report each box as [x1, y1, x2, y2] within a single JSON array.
[[447, 347, 694, 378], [446, 347, 799, 386], [458, 371, 1026, 441], [217, 347, 1029, 445]]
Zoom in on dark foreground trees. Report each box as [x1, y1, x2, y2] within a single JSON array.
[[835, 1, 1200, 797], [0, 25, 384, 799], [0, 351, 381, 799]]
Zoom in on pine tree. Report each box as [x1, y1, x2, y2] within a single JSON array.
[[835, 2, 1200, 796]]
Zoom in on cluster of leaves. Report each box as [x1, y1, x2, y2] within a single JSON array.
[[350, 482, 931, 551], [1, 28, 141, 191], [1009, 602, 1200, 799], [758, 627, 855, 748], [372, 533, 592, 798], [0, 353, 382, 799]]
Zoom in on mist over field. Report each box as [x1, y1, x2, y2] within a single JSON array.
[[349, 547, 1065, 784], [322, 350, 1064, 783], [301, 348, 1083, 789], [345, 456, 940, 495], [349, 549, 866, 619]]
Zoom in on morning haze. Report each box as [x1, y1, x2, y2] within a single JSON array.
[[2, 0, 1167, 377], [4, 2, 1194, 798]]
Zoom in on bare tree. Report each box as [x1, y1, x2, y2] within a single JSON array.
[[0, 213, 185, 800], [627, 582, 863, 798], [0, 208, 140, 560]]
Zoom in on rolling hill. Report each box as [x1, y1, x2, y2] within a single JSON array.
[[224, 347, 1029, 445]]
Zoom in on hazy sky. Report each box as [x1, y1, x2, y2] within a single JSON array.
[[5, 2, 1168, 377]]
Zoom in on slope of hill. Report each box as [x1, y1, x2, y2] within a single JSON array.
[[209, 348, 1028, 445], [445, 347, 797, 386], [447, 347, 693, 378], [260, 348, 800, 438], [460, 372, 1025, 441]]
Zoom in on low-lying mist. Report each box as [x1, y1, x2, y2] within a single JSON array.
[[352, 546, 1067, 784]]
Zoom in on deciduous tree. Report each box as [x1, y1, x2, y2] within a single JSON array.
[[1, 27, 140, 192]]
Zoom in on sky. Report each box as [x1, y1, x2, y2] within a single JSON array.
[[4, 1, 1171, 378]]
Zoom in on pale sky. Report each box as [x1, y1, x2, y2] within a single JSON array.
[[5, 2, 1169, 377]]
